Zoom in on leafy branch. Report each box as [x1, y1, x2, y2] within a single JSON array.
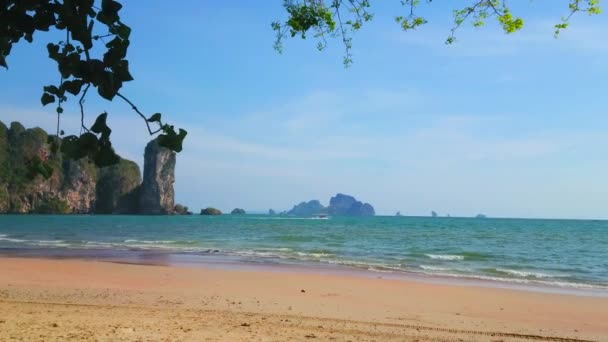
[[274, 0, 602, 65], [0, 0, 187, 171]]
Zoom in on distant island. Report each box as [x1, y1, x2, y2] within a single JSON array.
[[0, 121, 184, 215], [285, 193, 375, 217], [231, 208, 246, 215], [201, 207, 222, 215]]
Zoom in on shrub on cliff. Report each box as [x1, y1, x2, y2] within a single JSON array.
[[34, 197, 70, 214]]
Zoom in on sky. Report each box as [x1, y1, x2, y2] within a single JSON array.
[[1, 1, 607, 219]]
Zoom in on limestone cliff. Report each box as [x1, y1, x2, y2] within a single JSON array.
[[138, 139, 176, 214], [61, 159, 97, 213], [96, 159, 141, 214], [0, 121, 178, 215]]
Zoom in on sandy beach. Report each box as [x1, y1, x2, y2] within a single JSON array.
[[0, 257, 606, 341]]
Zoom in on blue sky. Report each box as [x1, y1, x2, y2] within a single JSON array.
[[1, 1, 607, 218]]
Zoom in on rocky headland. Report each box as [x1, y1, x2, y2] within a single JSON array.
[[0, 121, 181, 215]]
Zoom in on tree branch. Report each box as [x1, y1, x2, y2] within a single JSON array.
[[79, 83, 91, 135], [116, 92, 162, 135]]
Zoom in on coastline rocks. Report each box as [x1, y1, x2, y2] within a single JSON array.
[[138, 139, 176, 215], [173, 204, 192, 215], [231, 208, 246, 215], [268, 209, 276, 215], [201, 207, 222, 215]]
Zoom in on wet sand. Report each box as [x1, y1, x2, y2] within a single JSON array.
[[0, 257, 606, 341]]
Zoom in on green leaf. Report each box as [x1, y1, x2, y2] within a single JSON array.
[[41, 93, 55, 106], [115, 60, 133, 82], [147, 113, 161, 123], [158, 126, 188, 152], [79, 132, 99, 152], [62, 79, 84, 95], [116, 24, 131, 39], [90, 112, 112, 139], [94, 140, 120, 167], [102, 0, 123, 14], [43, 85, 60, 95], [61, 135, 86, 160]]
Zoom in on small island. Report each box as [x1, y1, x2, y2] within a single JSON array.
[[231, 208, 246, 215], [285, 193, 375, 217], [200, 207, 222, 215]]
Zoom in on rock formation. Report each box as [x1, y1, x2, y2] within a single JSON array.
[[0, 121, 180, 215], [286, 194, 375, 217], [61, 159, 98, 213], [231, 208, 246, 215], [173, 204, 192, 215], [200, 207, 222, 215], [268, 209, 276, 215], [138, 139, 176, 214], [287, 200, 325, 216], [327, 193, 375, 216]]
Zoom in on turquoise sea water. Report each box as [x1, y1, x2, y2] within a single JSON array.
[[0, 215, 607, 292]]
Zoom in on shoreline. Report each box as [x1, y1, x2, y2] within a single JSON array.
[[1, 256, 607, 341], [1, 247, 607, 298]]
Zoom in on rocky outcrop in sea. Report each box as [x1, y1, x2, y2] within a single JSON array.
[[139, 140, 176, 214], [286, 193, 375, 217]]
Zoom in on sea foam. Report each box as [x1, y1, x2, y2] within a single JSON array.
[[425, 254, 465, 261]]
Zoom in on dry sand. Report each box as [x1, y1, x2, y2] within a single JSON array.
[[0, 257, 606, 341]]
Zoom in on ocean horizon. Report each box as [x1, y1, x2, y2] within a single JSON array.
[[1, 214, 606, 295]]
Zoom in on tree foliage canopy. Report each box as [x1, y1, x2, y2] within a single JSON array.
[[1, 0, 187, 170], [273, 0, 602, 66]]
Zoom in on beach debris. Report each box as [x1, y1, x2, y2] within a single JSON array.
[[301, 289, 306, 293], [241, 323, 251, 327], [305, 333, 317, 338], [51, 323, 58, 327]]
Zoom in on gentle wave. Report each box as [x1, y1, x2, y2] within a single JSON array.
[[493, 268, 567, 279], [1, 233, 606, 292], [0, 235, 27, 243], [419, 265, 450, 271], [415, 270, 608, 290], [425, 254, 464, 261]]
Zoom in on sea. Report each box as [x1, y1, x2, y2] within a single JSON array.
[[1, 215, 607, 295]]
